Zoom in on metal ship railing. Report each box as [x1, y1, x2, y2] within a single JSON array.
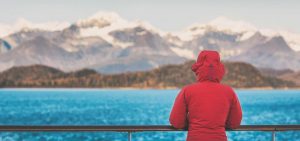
[[1, 125, 300, 141]]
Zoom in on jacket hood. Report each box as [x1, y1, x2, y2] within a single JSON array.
[[192, 50, 225, 83]]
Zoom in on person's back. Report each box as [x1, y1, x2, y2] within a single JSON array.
[[169, 50, 242, 141]]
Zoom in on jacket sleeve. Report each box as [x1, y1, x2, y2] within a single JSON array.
[[226, 90, 243, 129], [169, 87, 188, 129]]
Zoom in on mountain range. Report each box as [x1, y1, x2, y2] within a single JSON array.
[[1, 12, 300, 73]]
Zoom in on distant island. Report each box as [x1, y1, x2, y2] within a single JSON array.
[[0, 61, 298, 89]]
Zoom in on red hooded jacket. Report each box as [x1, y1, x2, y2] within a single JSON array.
[[169, 50, 242, 141]]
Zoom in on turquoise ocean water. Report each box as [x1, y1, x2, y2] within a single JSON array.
[[0, 89, 300, 141]]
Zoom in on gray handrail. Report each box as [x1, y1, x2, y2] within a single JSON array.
[[1, 125, 300, 141], [0, 125, 300, 132]]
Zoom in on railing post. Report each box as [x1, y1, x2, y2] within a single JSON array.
[[128, 131, 132, 141], [272, 131, 276, 141]]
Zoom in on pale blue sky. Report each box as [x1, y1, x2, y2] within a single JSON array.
[[0, 0, 299, 32]]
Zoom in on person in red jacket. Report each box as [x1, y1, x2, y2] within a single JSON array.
[[169, 50, 242, 141]]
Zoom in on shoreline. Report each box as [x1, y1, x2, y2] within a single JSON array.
[[1, 86, 300, 90]]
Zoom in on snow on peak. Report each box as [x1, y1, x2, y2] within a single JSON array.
[[207, 17, 300, 48], [130, 20, 165, 35], [76, 11, 128, 28], [173, 23, 207, 41], [15, 18, 32, 29], [78, 12, 166, 48], [209, 16, 257, 33], [17, 19, 69, 32], [0, 18, 70, 37], [174, 17, 258, 41], [88, 11, 124, 22]]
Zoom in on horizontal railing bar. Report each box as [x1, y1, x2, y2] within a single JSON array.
[[0, 125, 300, 132]]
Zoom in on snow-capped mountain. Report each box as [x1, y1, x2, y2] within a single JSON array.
[[0, 12, 300, 73], [0, 18, 70, 38], [177, 16, 300, 52]]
